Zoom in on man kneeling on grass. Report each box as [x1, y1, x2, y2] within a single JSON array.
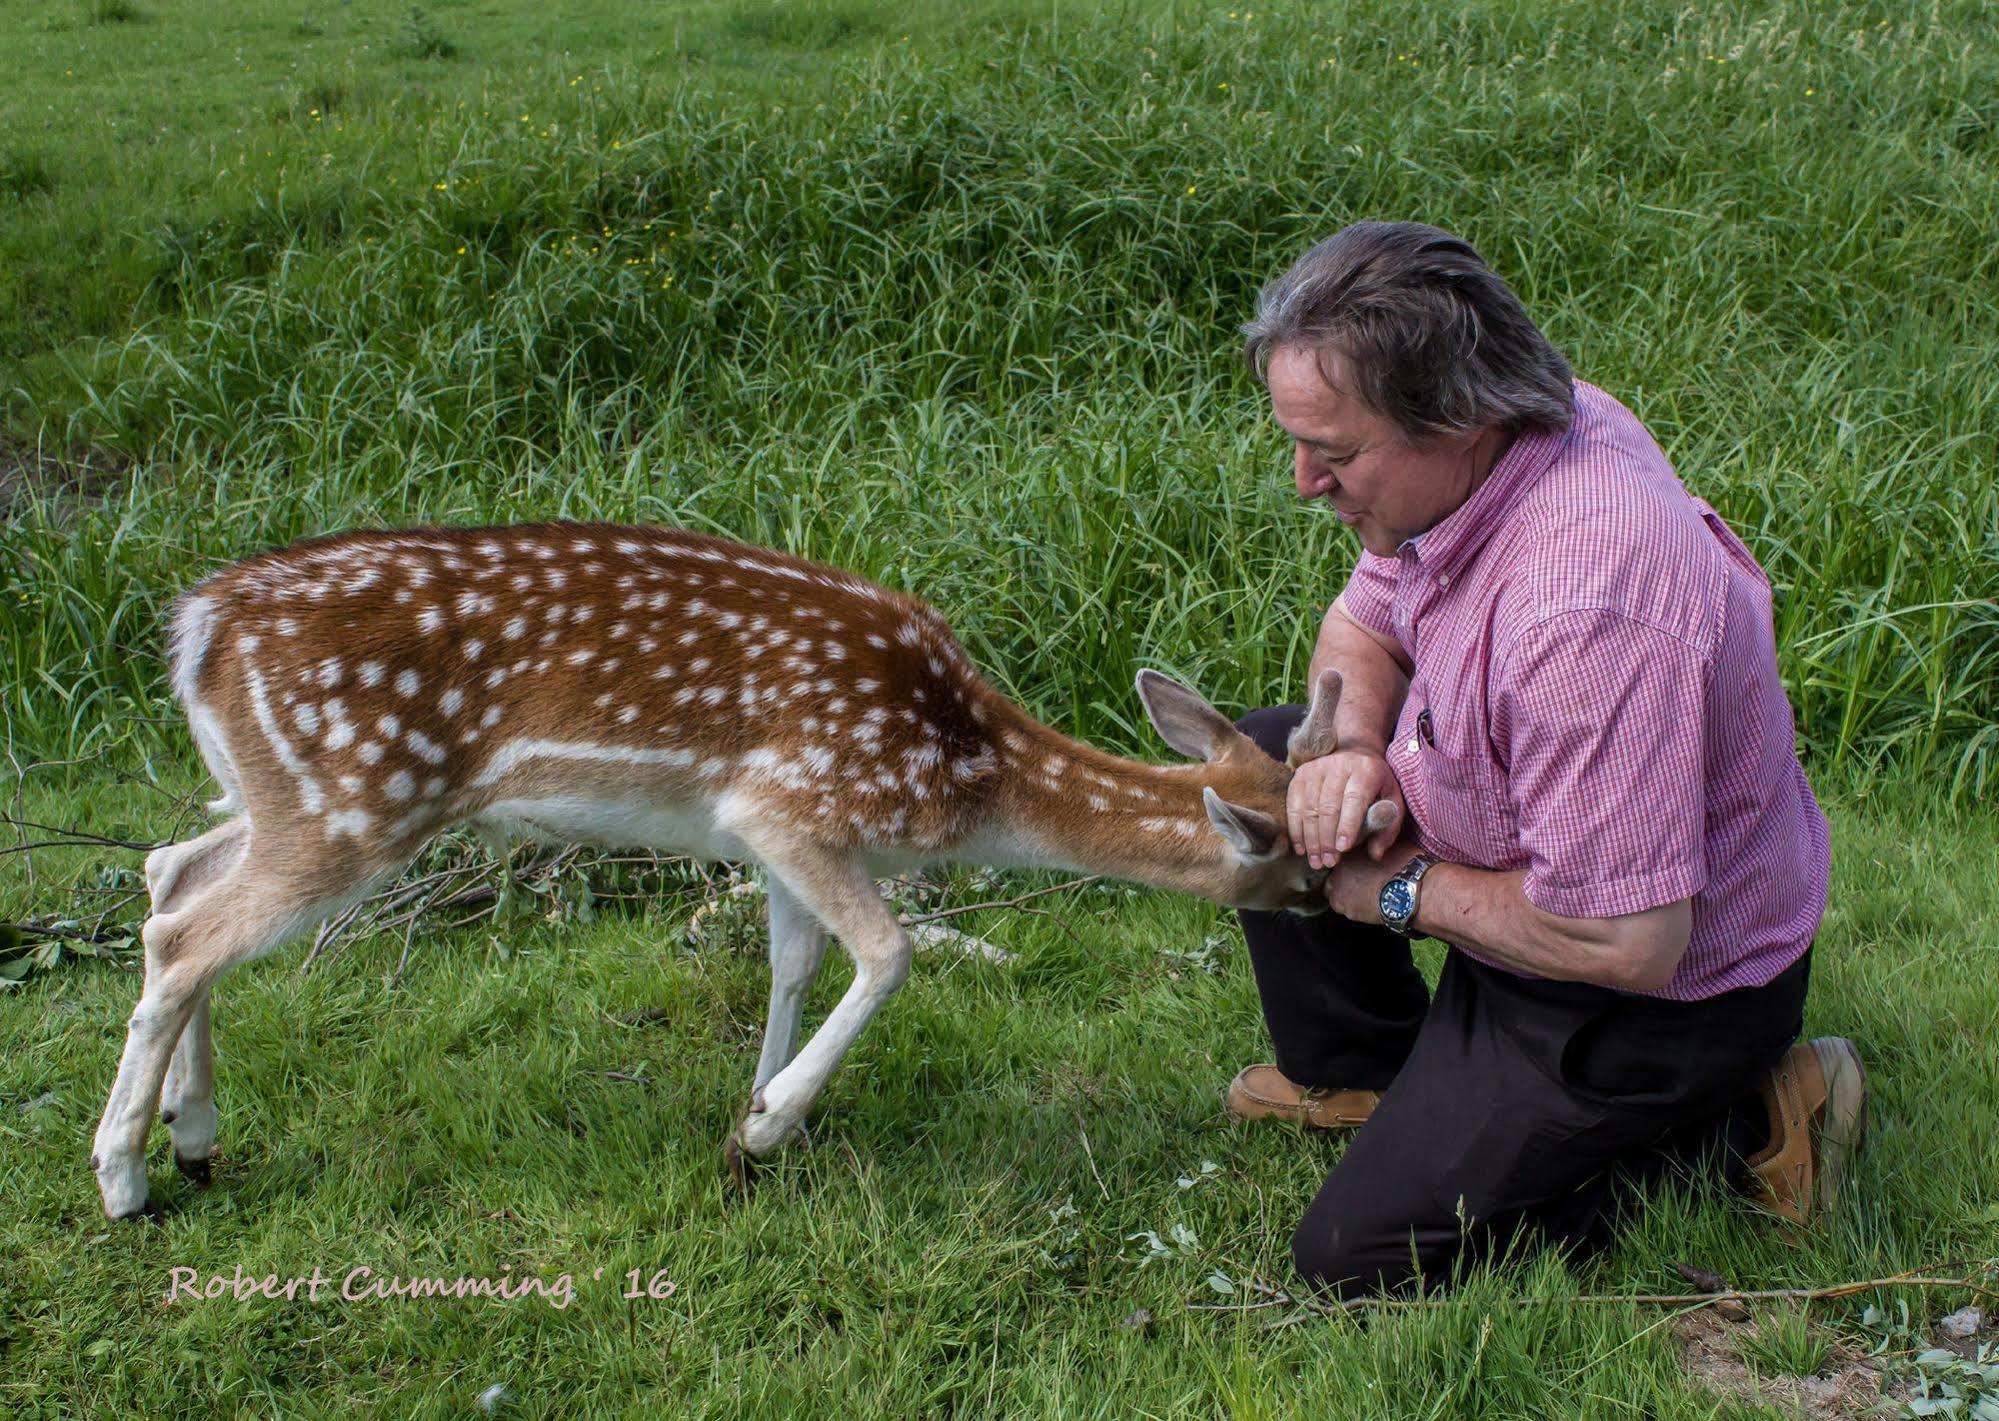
[[1224, 220, 1866, 1299]]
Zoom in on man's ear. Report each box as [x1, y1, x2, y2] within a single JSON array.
[[1136, 670, 1244, 763], [1203, 786, 1284, 858], [1285, 667, 1343, 767]]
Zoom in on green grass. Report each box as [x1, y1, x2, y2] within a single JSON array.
[[2, 776, 1995, 1414], [2, 0, 1997, 1413]]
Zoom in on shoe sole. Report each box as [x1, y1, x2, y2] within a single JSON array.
[[1810, 1036, 1867, 1215]]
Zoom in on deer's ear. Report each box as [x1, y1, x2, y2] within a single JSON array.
[[1136, 670, 1243, 763], [1202, 787, 1284, 858], [1285, 667, 1343, 768]]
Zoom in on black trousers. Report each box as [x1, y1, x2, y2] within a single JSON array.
[[1233, 705, 1811, 1299]]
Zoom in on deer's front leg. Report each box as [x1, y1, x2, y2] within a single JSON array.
[[752, 875, 831, 1096], [729, 836, 912, 1165]]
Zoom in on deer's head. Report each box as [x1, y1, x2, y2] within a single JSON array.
[[1133, 667, 1367, 914]]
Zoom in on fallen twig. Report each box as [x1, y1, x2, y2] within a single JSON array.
[[1186, 1262, 1999, 1320], [899, 875, 1102, 926]]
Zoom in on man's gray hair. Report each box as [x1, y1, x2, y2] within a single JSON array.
[[1241, 221, 1575, 441]]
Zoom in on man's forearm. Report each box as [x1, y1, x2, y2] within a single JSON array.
[[1308, 599, 1410, 754], [1411, 862, 1691, 993]]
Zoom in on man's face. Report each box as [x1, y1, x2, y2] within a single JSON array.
[[1266, 344, 1491, 557]]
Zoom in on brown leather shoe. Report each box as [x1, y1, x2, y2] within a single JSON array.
[[1745, 1037, 1867, 1225], [1224, 1064, 1379, 1130]]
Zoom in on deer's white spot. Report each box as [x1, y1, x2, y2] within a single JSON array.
[[395, 669, 421, 697], [358, 740, 384, 764], [359, 661, 385, 687], [417, 607, 443, 634], [406, 730, 446, 766], [384, 770, 415, 801], [440, 688, 463, 716]]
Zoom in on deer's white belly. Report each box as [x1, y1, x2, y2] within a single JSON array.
[[473, 795, 752, 861]]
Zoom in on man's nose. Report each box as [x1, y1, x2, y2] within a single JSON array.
[[1294, 445, 1333, 500]]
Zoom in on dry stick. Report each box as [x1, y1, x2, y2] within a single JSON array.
[[302, 842, 674, 973], [899, 874, 1103, 926], [1188, 1265, 1999, 1319], [0, 817, 162, 853]]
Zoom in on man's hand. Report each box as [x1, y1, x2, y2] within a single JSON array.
[[1287, 747, 1406, 870]]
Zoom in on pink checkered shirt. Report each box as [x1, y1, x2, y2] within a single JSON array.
[[1336, 380, 1829, 1000]]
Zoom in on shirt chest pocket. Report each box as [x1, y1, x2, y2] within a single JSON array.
[[1395, 706, 1523, 871]]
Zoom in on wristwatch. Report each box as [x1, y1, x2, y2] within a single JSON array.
[[1378, 855, 1435, 937]]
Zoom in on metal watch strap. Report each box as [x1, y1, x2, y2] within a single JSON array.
[[1381, 854, 1434, 937]]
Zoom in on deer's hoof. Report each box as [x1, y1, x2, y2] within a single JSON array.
[[175, 1153, 213, 1187], [723, 1131, 759, 1195]]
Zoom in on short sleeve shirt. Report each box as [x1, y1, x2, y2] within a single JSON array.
[[1335, 381, 1829, 1000]]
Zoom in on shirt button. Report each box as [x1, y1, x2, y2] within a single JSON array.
[[1438, 573, 1451, 588], [1407, 735, 1419, 753]]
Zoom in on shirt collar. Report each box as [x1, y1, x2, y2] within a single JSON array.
[[1400, 400, 1573, 580]]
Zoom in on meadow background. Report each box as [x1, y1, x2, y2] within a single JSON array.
[[2, 0, 1996, 1414]]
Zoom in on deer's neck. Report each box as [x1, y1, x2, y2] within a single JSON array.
[[962, 702, 1239, 897]]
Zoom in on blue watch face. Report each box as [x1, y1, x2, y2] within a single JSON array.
[[1381, 879, 1417, 923]]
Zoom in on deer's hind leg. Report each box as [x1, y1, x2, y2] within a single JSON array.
[[144, 818, 251, 1177], [94, 827, 402, 1219]]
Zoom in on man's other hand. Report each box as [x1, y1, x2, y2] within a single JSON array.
[[1288, 748, 1406, 869]]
